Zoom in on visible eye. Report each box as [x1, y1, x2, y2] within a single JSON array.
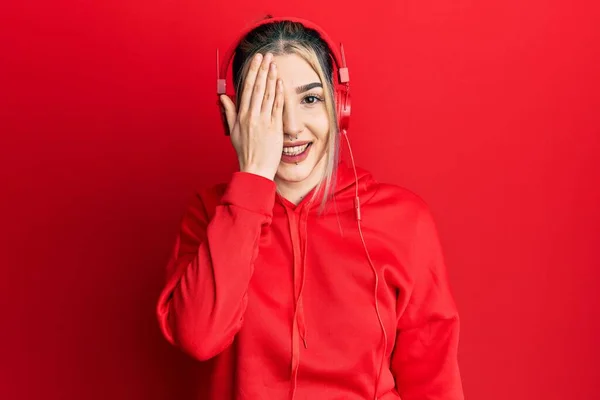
[[302, 93, 324, 105]]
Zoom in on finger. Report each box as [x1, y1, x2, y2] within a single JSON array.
[[249, 52, 273, 116], [238, 53, 263, 116], [219, 95, 237, 134], [271, 79, 284, 130], [261, 61, 277, 116]]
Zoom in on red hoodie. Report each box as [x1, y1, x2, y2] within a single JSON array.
[[156, 161, 464, 400]]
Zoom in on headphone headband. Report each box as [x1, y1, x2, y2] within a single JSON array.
[[216, 16, 349, 96]]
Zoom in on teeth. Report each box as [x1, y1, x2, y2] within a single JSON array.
[[282, 143, 309, 156]]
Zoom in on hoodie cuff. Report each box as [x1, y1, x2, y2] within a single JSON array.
[[221, 172, 277, 216]]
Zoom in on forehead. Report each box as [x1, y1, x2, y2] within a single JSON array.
[[272, 53, 321, 86]]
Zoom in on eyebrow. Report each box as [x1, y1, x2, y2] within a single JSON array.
[[295, 82, 322, 94]]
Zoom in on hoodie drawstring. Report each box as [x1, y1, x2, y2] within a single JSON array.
[[298, 210, 309, 348], [281, 133, 387, 399], [287, 207, 309, 400]]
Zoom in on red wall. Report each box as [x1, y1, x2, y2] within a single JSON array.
[[2, 1, 599, 399]]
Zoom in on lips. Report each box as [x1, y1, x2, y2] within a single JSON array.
[[283, 140, 312, 148], [281, 142, 313, 164], [283, 142, 311, 156]]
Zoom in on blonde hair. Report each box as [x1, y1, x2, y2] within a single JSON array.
[[232, 20, 341, 215]]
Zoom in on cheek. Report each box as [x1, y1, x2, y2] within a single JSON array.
[[311, 122, 330, 159], [307, 109, 330, 141]]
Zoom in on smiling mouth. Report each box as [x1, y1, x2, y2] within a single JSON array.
[[282, 142, 312, 156]]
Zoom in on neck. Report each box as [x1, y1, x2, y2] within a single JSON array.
[[275, 157, 327, 206]]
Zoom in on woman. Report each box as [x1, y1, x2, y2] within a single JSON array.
[[156, 16, 464, 400]]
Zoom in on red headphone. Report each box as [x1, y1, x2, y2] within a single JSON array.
[[216, 16, 351, 136]]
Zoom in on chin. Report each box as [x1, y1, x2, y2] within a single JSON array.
[[275, 163, 314, 183], [276, 151, 327, 184]]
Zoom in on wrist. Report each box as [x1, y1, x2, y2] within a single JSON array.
[[240, 165, 276, 181]]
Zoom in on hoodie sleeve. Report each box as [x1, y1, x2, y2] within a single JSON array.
[[390, 204, 464, 399], [156, 171, 276, 361]]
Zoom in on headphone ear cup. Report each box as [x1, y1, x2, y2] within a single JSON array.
[[335, 86, 351, 133], [217, 98, 229, 136], [218, 95, 237, 136]]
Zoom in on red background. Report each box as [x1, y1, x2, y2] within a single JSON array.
[[2, 1, 599, 399]]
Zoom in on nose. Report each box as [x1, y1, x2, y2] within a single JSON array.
[[282, 93, 303, 138]]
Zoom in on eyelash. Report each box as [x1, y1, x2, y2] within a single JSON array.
[[302, 92, 324, 105]]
